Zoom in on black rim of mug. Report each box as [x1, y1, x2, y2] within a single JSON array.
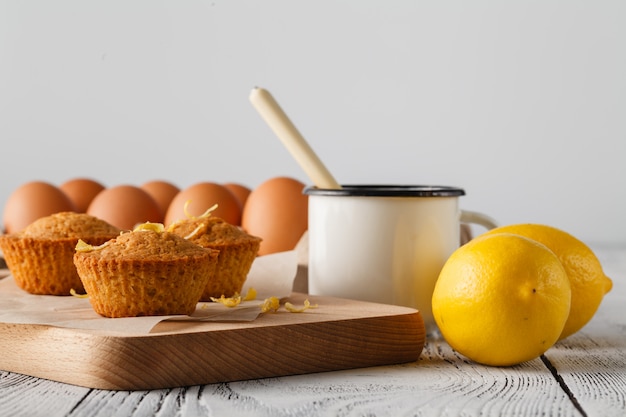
[[303, 185, 466, 197]]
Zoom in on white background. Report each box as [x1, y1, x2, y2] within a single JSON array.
[[1, 1, 624, 245]]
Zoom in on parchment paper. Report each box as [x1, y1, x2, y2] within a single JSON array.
[[0, 250, 298, 334]]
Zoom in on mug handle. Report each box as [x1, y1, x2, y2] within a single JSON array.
[[460, 210, 498, 231]]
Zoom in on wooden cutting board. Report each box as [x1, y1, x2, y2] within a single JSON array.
[[0, 293, 425, 390]]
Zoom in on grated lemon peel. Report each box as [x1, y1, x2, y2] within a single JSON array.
[[285, 299, 318, 313], [69, 288, 89, 298], [243, 287, 257, 301], [260, 297, 281, 313], [166, 200, 219, 233], [204, 287, 318, 315], [209, 287, 257, 307], [261, 297, 318, 314], [133, 222, 165, 233], [184, 200, 218, 220], [182, 224, 204, 240], [210, 294, 242, 307], [75, 239, 111, 252]]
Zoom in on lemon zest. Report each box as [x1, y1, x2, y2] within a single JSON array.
[[198, 203, 219, 218], [183, 200, 218, 219], [243, 287, 257, 301], [260, 296, 280, 313], [75, 239, 111, 252], [183, 224, 205, 240], [285, 299, 318, 313], [183, 200, 194, 218], [165, 221, 180, 232], [69, 288, 89, 298], [133, 222, 165, 233], [210, 294, 242, 308]]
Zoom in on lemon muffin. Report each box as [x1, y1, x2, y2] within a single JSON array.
[[0, 212, 121, 295], [168, 216, 261, 300], [73, 225, 219, 318]]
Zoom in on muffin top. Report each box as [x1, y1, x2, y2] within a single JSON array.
[[19, 212, 121, 239], [76, 228, 217, 262], [167, 216, 262, 247]]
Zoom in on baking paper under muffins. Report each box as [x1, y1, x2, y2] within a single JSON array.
[[0, 212, 121, 295], [73, 227, 219, 318], [167, 216, 261, 300]]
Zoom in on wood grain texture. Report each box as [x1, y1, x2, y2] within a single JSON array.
[[0, 246, 624, 417], [0, 341, 584, 417], [541, 247, 626, 417], [0, 293, 425, 390], [191, 339, 583, 417]]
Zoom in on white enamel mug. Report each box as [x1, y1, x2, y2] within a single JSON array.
[[304, 185, 497, 333]]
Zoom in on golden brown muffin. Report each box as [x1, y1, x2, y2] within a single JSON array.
[[167, 216, 261, 300], [73, 227, 219, 318], [0, 212, 121, 295]]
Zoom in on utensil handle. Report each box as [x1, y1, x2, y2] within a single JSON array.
[[249, 87, 341, 189]]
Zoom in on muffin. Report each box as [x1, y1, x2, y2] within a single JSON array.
[[0, 212, 121, 295], [73, 225, 219, 317], [167, 216, 261, 300]]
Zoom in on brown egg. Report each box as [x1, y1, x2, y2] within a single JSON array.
[[241, 177, 308, 256], [164, 182, 242, 226], [140, 180, 180, 222], [60, 178, 106, 213], [223, 182, 251, 210], [86, 184, 161, 230], [3, 181, 77, 234]]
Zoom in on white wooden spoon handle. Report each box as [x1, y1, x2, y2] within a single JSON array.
[[249, 87, 341, 190]]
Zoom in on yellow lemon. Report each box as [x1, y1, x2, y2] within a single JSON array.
[[432, 233, 571, 366], [483, 224, 612, 340]]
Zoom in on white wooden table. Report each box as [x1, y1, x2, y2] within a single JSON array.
[[0, 245, 624, 417]]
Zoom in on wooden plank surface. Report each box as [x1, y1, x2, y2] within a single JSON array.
[[0, 293, 425, 390], [0, 245, 624, 417], [0, 342, 583, 417], [540, 247, 626, 417]]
